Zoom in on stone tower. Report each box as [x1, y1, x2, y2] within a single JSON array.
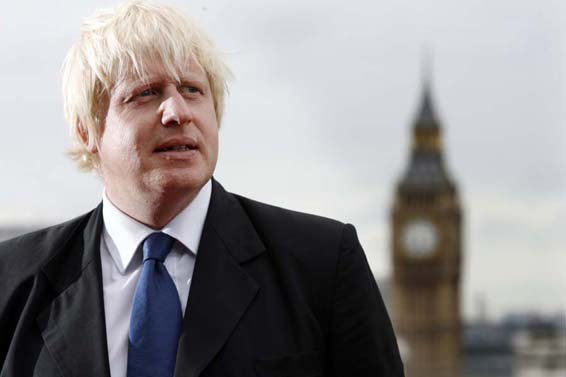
[[391, 76, 462, 377]]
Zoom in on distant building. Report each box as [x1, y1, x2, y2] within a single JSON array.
[[378, 271, 565, 377], [390, 75, 463, 377], [462, 321, 514, 377], [461, 314, 566, 377], [513, 317, 566, 377]]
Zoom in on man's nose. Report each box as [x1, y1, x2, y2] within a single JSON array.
[[159, 89, 191, 127]]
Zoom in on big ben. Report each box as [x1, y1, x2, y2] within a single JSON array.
[[391, 76, 462, 377]]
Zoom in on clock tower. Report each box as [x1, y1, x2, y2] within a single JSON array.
[[391, 77, 462, 377]]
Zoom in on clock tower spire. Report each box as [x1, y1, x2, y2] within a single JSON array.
[[391, 72, 463, 377], [400, 73, 454, 194]]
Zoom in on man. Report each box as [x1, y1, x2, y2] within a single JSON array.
[[0, 1, 403, 376]]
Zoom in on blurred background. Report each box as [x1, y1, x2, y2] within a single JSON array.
[[0, 0, 564, 376]]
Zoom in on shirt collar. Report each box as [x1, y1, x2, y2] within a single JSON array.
[[102, 180, 212, 273]]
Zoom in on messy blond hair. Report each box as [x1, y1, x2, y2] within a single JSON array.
[[62, 0, 231, 171]]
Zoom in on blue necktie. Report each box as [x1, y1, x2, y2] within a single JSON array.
[[127, 232, 182, 377]]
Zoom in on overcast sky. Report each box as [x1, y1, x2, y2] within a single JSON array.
[[0, 0, 564, 320]]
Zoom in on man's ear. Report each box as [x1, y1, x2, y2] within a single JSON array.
[[78, 122, 98, 153]]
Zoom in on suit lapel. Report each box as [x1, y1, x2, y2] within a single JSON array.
[[174, 180, 265, 377], [36, 205, 111, 377], [32, 181, 263, 377]]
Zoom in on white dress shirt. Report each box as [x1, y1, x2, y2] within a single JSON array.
[[100, 180, 211, 377]]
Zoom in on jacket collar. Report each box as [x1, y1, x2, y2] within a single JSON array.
[[36, 179, 265, 377], [173, 178, 265, 377], [37, 203, 111, 377]]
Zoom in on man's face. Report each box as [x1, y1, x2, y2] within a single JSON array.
[[97, 58, 219, 205]]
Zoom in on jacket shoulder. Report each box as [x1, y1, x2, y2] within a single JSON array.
[[233, 193, 346, 243], [0, 211, 94, 281]]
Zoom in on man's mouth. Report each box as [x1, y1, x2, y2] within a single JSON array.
[[154, 138, 198, 154], [155, 145, 196, 152]]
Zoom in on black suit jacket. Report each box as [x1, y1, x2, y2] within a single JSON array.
[[0, 180, 403, 377]]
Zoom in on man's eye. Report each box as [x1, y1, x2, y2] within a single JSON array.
[[138, 88, 159, 97], [180, 86, 201, 95]]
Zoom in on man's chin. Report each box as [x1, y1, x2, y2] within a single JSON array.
[[146, 169, 210, 196]]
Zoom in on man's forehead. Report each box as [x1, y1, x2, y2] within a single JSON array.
[[114, 58, 207, 89]]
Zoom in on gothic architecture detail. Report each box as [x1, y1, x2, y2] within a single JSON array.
[[391, 77, 463, 377]]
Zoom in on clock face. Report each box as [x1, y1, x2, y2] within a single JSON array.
[[401, 218, 439, 258]]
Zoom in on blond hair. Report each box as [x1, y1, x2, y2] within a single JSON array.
[[62, 0, 231, 171]]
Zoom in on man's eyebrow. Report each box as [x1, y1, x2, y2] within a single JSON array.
[[113, 72, 208, 96], [113, 77, 165, 96], [127, 76, 169, 87], [177, 74, 207, 85], [128, 74, 207, 86]]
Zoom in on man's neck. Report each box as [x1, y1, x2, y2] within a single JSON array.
[[104, 186, 202, 230]]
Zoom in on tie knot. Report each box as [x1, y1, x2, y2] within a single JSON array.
[[142, 232, 175, 262]]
